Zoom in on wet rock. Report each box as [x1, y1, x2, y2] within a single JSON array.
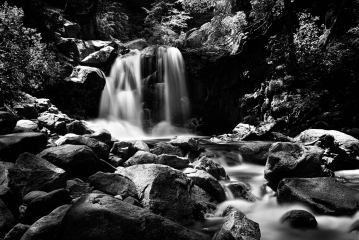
[[133, 140, 150, 152], [38, 145, 115, 180], [226, 182, 256, 202], [117, 164, 196, 225], [23, 191, 47, 205], [9, 153, 67, 196], [66, 179, 93, 199], [156, 154, 190, 169], [264, 142, 324, 190], [55, 134, 110, 160], [110, 141, 134, 160], [25, 189, 71, 224], [232, 120, 285, 141], [277, 177, 359, 216], [84, 129, 111, 145], [237, 141, 273, 165], [124, 39, 147, 50], [213, 209, 261, 240], [3, 223, 29, 240], [13, 120, 39, 133], [124, 151, 157, 167], [54, 193, 210, 240], [37, 112, 71, 133], [280, 210, 317, 229], [123, 196, 142, 208], [66, 120, 93, 135], [0, 199, 15, 237], [193, 156, 228, 180], [151, 142, 186, 157], [0, 112, 18, 135], [183, 168, 226, 202], [0, 133, 47, 162], [190, 185, 217, 219], [170, 136, 200, 153], [88, 172, 137, 199], [22, 204, 70, 240], [107, 154, 123, 167]]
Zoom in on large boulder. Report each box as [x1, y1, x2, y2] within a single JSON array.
[[190, 185, 217, 219], [150, 142, 186, 157], [13, 120, 39, 133], [88, 172, 137, 199], [66, 120, 94, 135], [237, 141, 273, 165], [116, 164, 196, 225], [55, 134, 110, 160], [170, 136, 199, 153], [37, 145, 115, 180], [0, 133, 47, 162], [264, 142, 324, 190], [124, 151, 157, 167], [183, 168, 226, 202], [277, 177, 359, 216], [0, 112, 18, 135], [193, 156, 228, 180], [226, 182, 257, 202], [0, 199, 15, 237], [54, 194, 210, 240], [8, 153, 67, 197], [21, 204, 70, 240], [83, 129, 111, 145]]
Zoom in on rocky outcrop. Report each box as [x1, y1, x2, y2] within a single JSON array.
[[277, 177, 359, 216], [264, 142, 324, 190], [54, 193, 210, 240], [280, 210, 317, 229]]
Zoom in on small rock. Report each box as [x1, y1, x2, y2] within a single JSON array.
[[110, 141, 133, 160], [156, 154, 190, 169], [108, 154, 123, 167], [133, 140, 150, 152], [226, 182, 256, 202], [280, 210, 317, 229], [124, 151, 157, 167], [0, 111, 18, 135]]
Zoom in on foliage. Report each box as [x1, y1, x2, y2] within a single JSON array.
[[0, 2, 61, 100], [97, 0, 130, 41]]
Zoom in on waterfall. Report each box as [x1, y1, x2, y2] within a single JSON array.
[[92, 47, 191, 140]]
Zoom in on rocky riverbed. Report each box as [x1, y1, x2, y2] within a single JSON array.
[[2, 97, 359, 240]]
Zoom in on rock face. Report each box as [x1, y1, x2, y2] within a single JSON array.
[[213, 209, 261, 240], [55, 194, 210, 240], [38, 145, 114, 180], [8, 153, 67, 196], [0, 133, 47, 162], [193, 157, 228, 180], [88, 172, 137, 199], [280, 210, 317, 229], [264, 142, 324, 190], [117, 164, 196, 225], [0, 111, 18, 135], [277, 177, 359, 216]]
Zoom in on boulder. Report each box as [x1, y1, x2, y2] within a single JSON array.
[[280, 210, 317, 229], [0, 162, 19, 218], [81, 46, 114, 66], [88, 172, 137, 199], [237, 142, 273, 165], [170, 136, 199, 153], [38, 145, 115, 180], [226, 182, 256, 202], [55, 134, 110, 160], [183, 168, 226, 202], [213, 209, 261, 240], [21, 204, 70, 240], [66, 120, 94, 135], [264, 142, 324, 190], [63, 20, 80, 38], [37, 112, 71, 133], [110, 141, 134, 160], [83, 129, 111, 145], [0, 133, 47, 162], [124, 151, 157, 167], [151, 142, 186, 157], [66, 179, 93, 199], [13, 104, 38, 120], [25, 189, 72, 224], [124, 39, 147, 50], [123, 196, 142, 208], [133, 140, 150, 152], [13, 120, 39, 133], [9, 153, 67, 197], [0, 199, 15, 237], [23, 191, 47, 205], [156, 154, 190, 169], [54, 194, 210, 240], [193, 156, 228, 180], [190, 185, 217, 219], [0, 112, 18, 135], [232, 120, 284, 141], [117, 164, 196, 225], [3, 223, 29, 240], [277, 177, 359, 216]]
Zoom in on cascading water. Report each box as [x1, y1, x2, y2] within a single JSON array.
[[90, 47, 191, 140]]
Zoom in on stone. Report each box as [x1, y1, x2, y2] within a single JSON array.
[[21, 204, 70, 240], [13, 120, 39, 133], [55, 134, 110, 160], [3, 223, 29, 240], [0, 199, 15, 237], [170, 136, 199, 153], [232, 123, 256, 140], [213, 209, 261, 240], [54, 194, 210, 240], [123, 196, 142, 208], [0, 132, 47, 162], [25, 189, 72, 224], [264, 142, 324, 190], [9, 153, 67, 197], [81, 46, 114, 65], [226, 182, 257, 202], [66, 120, 94, 135], [237, 141, 273, 165], [193, 156, 228, 180], [156, 154, 190, 169], [13, 104, 38, 119], [117, 164, 196, 225], [88, 172, 137, 199], [37, 112, 71, 133], [108, 154, 123, 167], [83, 129, 111, 145], [63, 20, 80, 38], [150, 142, 186, 157], [190, 185, 217, 219], [66, 179, 93, 199], [277, 177, 359, 216], [124, 39, 147, 50], [0, 112, 18, 135], [23, 191, 47, 205], [110, 141, 134, 160], [124, 151, 157, 167], [0, 162, 19, 219], [133, 140, 150, 152], [183, 168, 226, 202], [280, 210, 317, 229], [38, 145, 115, 180]]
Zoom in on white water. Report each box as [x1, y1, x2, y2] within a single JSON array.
[[92, 47, 191, 140]]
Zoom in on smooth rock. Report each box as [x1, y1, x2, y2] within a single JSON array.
[[133, 140, 150, 152], [123, 196, 142, 208], [107, 154, 123, 167], [37, 112, 71, 133], [66, 120, 93, 135], [23, 191, 47, 205], [280, 210, 317, 229], [13, 120, 39, 133]]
